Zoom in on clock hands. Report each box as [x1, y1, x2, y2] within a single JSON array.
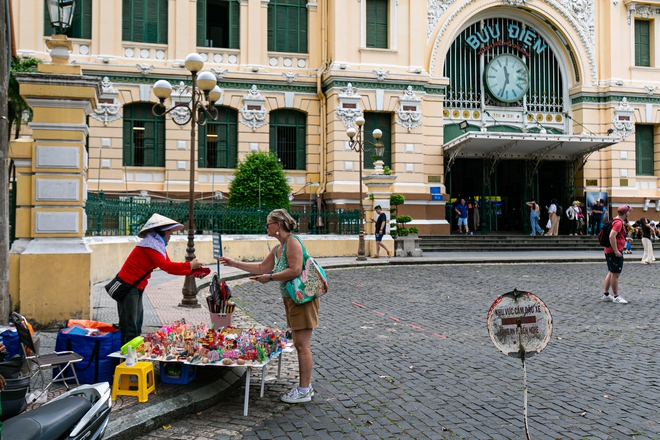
[[499, 65, 510, 97]]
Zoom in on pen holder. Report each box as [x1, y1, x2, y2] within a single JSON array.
[[210, 312, 233, 329]]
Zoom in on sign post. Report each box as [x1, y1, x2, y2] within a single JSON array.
[[487, 289, 553, 440], [213, 233, 223, 275]]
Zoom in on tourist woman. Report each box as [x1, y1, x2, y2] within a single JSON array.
[[526, 199, 544, 236], [218, 208, 319, 404]]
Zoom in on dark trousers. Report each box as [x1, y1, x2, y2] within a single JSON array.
[[117, 287, 144, 345], [568, 219, 577, 235], [591, 218, 601, 235]]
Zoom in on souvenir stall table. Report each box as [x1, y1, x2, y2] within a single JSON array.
[[109, 321, 292, 415]]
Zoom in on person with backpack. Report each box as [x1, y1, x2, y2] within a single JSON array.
[[601, 205, 633, 304]]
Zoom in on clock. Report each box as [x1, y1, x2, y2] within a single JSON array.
[[484, 54, 529, 103]]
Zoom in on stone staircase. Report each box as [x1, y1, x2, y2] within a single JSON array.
[[418, 234, 647, 252]]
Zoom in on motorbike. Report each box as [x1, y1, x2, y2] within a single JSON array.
[[0, 353, 112, 440]]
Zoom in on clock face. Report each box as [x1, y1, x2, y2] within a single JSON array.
[[484, 54, 529, 103]]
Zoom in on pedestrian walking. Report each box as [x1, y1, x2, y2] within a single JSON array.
[[623, 220, 634, 254], [590, 199, 603, 236], [218, 208, 319, 404], [574, 201, 585, 235], [526, 199, 544, 235], [602, 205, 633, 304], [455, 198, 470, 235], [566, 201, 579, 235], [114, 214, 204, 344], [546, 198, 560, 236], [640, 217, 655, 264], [370, 205, 392, 258]]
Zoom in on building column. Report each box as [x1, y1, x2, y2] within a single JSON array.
[[9, 62, 101, 325]]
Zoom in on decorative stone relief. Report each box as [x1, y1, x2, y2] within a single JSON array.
[[555, 0, 595, 46], [90, 77, 122, 126], [396, 86, 423, 132], [372, 68, 390, 81], [612, 98, 635, 139], [427, 0, 456, 39], [502, 0, 529, 5], [136, 63, 154, 76], [169, 82, 193, 125], [240, 85, 268, 131], [335, 83, 363, 128], [644, 85, 656, 95], [211, 68, 228, 80], [283, 72, 298, 83], [627, 3, 656, 24]]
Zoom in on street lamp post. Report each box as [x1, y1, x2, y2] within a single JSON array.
[[44, 0, 77, 64], [152, 53, 221, 307], [346, 117, 385, 261]]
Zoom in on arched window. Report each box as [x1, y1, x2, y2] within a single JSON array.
[[122, 104, 166, 167], [44, 0, 92, 39], [197, 0, 240, 49], [198, 107, 238, 169], [267, 0, 308, 53], [122, 0, 168, 44], [363, 112, 392, 169], [269, 110, 306, 170]]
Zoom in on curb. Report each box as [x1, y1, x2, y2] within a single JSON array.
[[104, 366, 246, 440]]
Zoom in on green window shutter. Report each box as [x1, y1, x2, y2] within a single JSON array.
[[299, 3, 307, 53], [197, 0, 207, 47], [123, 119, 133, 166], [366, 0, 388, 49], [635, 20, 651, 67], [145, 0, 158, 43], [267, 3, 275, 51], [296, 123, 306, 170], [44, 5, 55, 37], [81, 0, 93, 39], [228, 111, 238, 168], [144, 121, 155, 166], [158, 0, 168, 44], [229, 0, 240, 50], [198, 124, 207, 168], [636, 125, 654, 175], [156, 118, 165, 166], [133, 0, 145, 42], [276, 6, 288, 52], [122, 0, 132, 41]]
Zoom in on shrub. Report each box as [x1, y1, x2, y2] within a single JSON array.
[[228, 151, 291, 210], [397, 215, 412, 225], [409, 226, 419, 235], [383, 166, 391, 175], [398, 228, 409, 236]]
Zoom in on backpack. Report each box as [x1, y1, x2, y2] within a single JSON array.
[[598, 219, 622, 247], [556, 205, 563, 217]]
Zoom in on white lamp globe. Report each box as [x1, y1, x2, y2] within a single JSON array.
[[184, 53, 204, 73], [153, 80, 173, 100], [208, 85, 222, 103], [346, 128, 357, 138], [355, 117, 365, 126], [197, 71, 217, 92]]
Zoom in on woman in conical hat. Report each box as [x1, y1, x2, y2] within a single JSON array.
[[115, 213, 204, 344]]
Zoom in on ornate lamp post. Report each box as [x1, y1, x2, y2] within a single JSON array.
[[152, 53, 221, 307], [44, 0, 77, 63], [346, 116, 385, 261]]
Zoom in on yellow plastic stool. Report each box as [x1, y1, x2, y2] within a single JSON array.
[[111, 361, 156, 403]]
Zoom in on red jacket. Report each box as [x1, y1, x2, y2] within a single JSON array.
[[117, 246, 192, 290]]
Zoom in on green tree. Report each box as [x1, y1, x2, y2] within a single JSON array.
[[227, 151, 291, 210], [8, 57, 41, 141]]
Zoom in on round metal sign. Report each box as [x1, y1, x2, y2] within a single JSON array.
[[487, 290, 553, 358]]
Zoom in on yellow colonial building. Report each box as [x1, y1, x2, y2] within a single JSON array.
[[11, 0, 660, 235]]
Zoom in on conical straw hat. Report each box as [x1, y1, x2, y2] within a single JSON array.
[[137, 214, 184, 238]]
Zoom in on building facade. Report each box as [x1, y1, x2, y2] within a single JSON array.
[[11, 0, 660, 234]]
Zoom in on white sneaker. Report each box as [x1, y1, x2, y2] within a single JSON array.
[[613, 295, 628, 304], [281, 385, 314, 403], [601, 294, 614, 302]]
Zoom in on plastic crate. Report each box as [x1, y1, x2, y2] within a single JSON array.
[[159, 362, 197, 385], [210, 313, 233, 329]]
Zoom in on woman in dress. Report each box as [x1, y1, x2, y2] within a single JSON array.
[[218, 208, 319, 404]]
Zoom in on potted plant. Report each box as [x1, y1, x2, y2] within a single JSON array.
[[389, 194, 423, 257]]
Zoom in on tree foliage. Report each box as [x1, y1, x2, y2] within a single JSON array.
[[8, 57, 41, 141], [227, 151, 291, 210]]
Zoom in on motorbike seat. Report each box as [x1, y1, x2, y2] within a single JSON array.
[[2, 395, 92, 440]]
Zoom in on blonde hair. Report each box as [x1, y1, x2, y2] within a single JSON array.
[[268, 209, 298, 232]]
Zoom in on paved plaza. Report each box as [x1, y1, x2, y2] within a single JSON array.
[[133, 261, 660, 439]]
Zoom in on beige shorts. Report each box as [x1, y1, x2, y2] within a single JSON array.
[[283, 296, 320, 331]]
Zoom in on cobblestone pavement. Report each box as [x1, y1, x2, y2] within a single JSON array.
[[140, 262, 660, 439]]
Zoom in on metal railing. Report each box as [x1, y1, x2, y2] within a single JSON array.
[[85, 193, 359, 236]]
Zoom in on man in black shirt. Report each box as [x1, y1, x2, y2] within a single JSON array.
[[371, 205, 392, 258]]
